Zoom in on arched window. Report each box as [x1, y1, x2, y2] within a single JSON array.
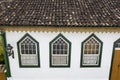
[[50, 34, 71, 67], [17, 33, 40, 67], [81, 34, 103, 67]]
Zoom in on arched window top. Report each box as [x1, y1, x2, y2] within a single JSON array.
[[51, 34, 71, 45], [83, 34, 102, 45], [53, 37, 68, 44], [21, 37, 35, 44], [85, 37, 99, 44], [18, 33, 38, 44]]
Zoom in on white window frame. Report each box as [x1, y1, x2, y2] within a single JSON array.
[[81, 34, 103, 67], [50, 34, 71, 67], [17, 33, 40, 67], [51, 37, 69, 66], [82, 37, 101, 66]]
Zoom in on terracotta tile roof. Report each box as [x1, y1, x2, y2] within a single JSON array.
[[0, 0, 120, 26]]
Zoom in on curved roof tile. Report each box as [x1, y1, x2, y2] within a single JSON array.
[[0, 0, 120, 26]]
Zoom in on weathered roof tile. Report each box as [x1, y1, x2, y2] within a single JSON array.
[[0, 0, 120, 26]]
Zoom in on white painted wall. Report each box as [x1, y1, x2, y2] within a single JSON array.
[[5, 31, 120, 80]]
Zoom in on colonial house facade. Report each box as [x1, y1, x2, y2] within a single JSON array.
[[0, 0, 120, 80]]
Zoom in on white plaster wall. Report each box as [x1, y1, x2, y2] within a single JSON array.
[[5, 31, 120, 80]]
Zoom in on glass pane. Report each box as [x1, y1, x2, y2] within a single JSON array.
[[61, 45, 63, 49], [83, 56, 98, 65], [21, 50, 25, 54], [91, 44, 95, 49], [87, 50, 91, 54], [29, 45, 32, 50], [21, 45, 24, 50], [84, 49, 87, 54], [53, 50, 57, 54], [59, 49, 63, 54], [57, 50, 60, 54], [85, 45, 87, 49], [25, 45, 28, 49], [63, 44, 67, 49], [53, 45, 56, 49], [33, 45, 36, 49], [33, 50, 36, 54], [57, 45, 60, 49], [64, 50, 67, 54], [96, 45, 99, 49], [88, 44, 91, 49], [29, 50, 32, 54], [96, 50, 99, 54], [25, 50, 29, 54], [93, 50, 96, 54]]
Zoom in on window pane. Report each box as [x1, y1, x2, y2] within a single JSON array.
[[91, 44, 95, 49], [64, 50, 67, 54], [57, 45, 60, 49], [96, 50, 99, 54], [96, 45, 99, 49], [29, 50, 32, 54], [21, 50, 25, 54], [53, 45, 56, 49], [61, 45, 63, 49], [33, 50, 36, 54], [25, 45, 28, 49], [25, 50, 29, 54], [57, 50, 60, 54], [63, 44, 67, 49], [92, 50, 95, 54], [85, 45, 87, 49], [52, 56, 67, 65], [29, 45, 32, 50], [83, 56, 98, 65], [88, 44, 91, 49], [53, 50, 57, 54], [21, 45, 24, 50], [84, 49, 87, 54], [86, 49, 91, 54], [33, 45, 36, 49]]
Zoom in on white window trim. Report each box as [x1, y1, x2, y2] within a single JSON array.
[[82, 36, 101, 66], [18, 36, 38, 66], [51, 37, 70, 66]]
